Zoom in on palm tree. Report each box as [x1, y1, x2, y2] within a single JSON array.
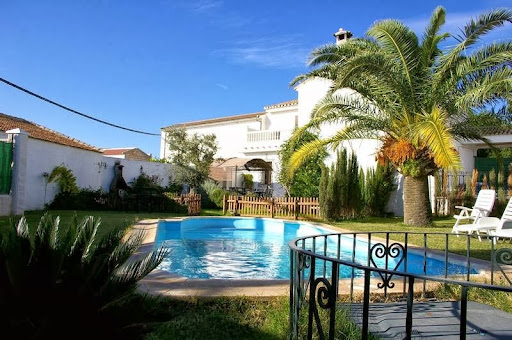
[[289, 7, 512, 226]]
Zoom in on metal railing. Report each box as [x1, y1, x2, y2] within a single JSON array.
[[289, 232, 512, 340]]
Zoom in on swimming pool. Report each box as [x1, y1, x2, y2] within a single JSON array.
[[155, 217, 476, 279]]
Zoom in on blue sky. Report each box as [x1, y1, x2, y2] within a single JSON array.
[[0, 0, 510, 157]]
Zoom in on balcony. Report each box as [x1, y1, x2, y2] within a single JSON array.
[[244, 129, 292, 153]]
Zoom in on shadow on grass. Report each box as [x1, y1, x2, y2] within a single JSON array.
[[112, 294, 288, 340]]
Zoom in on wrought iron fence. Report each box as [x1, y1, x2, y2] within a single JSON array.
[[289, 232, 512, 340]]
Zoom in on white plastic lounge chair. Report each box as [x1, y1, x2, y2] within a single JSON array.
[[486, 198, 512, 244], [452, 189, 495, 238]]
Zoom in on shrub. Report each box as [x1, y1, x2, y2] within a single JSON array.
[[0, 214, 167, 338], [199, 179, 229, 209], [362, 162, 396, 216], [242, 174, 253, 191], [130, 171, 163, 193], [278, 129, 327, 197], [319, 149, 361, 220], [48, 188, 109, 210]]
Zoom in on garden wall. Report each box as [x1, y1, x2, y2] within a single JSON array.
[[4, 130, 173, 215]]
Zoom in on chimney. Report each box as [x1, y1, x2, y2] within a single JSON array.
[[334, 27, 352, 45]]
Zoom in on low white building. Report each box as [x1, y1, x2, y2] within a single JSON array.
[[160, 28, 512, 215], [0, 113, 173, 216]]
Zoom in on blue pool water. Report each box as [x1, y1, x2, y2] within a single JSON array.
[[155, 217, 476, 279]]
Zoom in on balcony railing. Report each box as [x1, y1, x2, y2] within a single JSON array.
[[246, 129, 292, 144]]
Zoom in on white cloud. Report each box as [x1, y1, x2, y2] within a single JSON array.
[[213, 36, 310, 69], [216, 83, 229, 90], [177, 0, 249, 28], [190, 0, 223, 12]]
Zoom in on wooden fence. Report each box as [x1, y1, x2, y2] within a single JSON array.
[[222, 195, 320, 220], [172, 193, 201, 215]]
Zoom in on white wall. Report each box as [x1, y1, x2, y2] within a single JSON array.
[[5, 134, 173, 214], [265, 108, 297, 131], [0, 195, 11, 215], [161, 118, 262, 160], [296, 78, 333, 127]]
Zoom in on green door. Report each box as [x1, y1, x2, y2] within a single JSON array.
[[0, 142, 13, 194]]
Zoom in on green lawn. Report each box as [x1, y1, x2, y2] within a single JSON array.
[[1, 210, 510, 339], [0, 208, 223, 237], [327, 216, 509, 262]]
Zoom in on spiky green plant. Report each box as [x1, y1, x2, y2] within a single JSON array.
[[489, 168, 497, 190], [46, 165, 79, 194], [288, 7, 512, 226], [0, 214, 168, 338]]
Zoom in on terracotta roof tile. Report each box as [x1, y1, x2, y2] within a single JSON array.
[[264, 99, 298, 110], [162, 111, 264, 130], [0, 113, 100, 152], [476, 126, 512, 136], [101, 148, 133, 155]]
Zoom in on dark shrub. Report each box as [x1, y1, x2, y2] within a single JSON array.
[[0, 214, 167, 338]]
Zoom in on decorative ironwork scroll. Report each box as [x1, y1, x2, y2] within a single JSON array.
[[370, 242, 405, 289], [493, 247, 512, 286], [298, 252, 312, 301], [309, 277, 335, 340]]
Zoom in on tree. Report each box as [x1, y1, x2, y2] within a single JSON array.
[[278, 129, 327, 197], [166, 127, 218, 190], [319, 149, 362, 219], [289, 7, 512, 226]]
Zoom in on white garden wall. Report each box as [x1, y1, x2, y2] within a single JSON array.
[[3, 130, 173, 215]]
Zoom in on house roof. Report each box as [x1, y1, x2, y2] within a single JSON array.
[[0, 113, 100, 152], [476, 126, 512, 136], [101, 147, 138, 156], [162, 111, 264, 130], [161, 99, 298, 130], [263, 99, 298, 110]]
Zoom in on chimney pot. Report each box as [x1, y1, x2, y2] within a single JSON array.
[[334, 27, 352, 45]]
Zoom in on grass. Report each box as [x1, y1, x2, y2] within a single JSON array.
[[0, 208, 223, 237], [142, 296, 289, 340], [326, 216, 510, 262], [115, 295, 369, 340]]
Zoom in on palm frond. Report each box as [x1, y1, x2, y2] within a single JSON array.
[[436, 8, 512, 83], [414, 106, 461, 169], [290, 65, 340, 87], [287, 138, 334, 176], [456, 41, 512, 77], [113, 246, 169, 286], [16, 216, 29, 239], [329, 122, 384, 150], [367, 19, 420, 95], [307, 43, 347, 66], [308, 39, 379, 66], [330, 50, 417, 112], [108, 230, 146, 270], [420, 6, 449, 68], [456, 66, 512, 110]]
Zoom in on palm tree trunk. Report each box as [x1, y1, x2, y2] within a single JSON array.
[[403, 175, 433, 226]]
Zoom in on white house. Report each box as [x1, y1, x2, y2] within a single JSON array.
[[160, 28, 512, 215]]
